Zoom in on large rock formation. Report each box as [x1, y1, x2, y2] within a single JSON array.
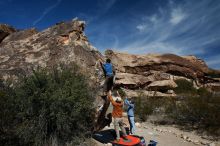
[[0, 19, 103, 84], [0, 24, 16, 43], [105, 50, 220, 96], [0, 19, 106, 132]]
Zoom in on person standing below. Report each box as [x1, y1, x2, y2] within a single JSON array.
[[108, 91, 127, 142], [124, 97, 135, 134], [99, 58, 115, 96]]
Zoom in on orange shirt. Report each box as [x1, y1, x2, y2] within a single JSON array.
[[108, 95, 123, 118]]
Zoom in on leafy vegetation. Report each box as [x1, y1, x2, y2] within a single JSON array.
[[134, 95, 174, 122], [174, 79, 197, 95], [135, 95, 155, 121], [171, 95, 220, 135], [134, 79, 220, 136], [0, 66, 95, 146]]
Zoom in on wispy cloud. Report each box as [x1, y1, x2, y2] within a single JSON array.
[[170, 7, 187, 25], [32, 0, 62, 26], [86, 0, 220, 69], [97, 0, 116, 15], [120, 0, 220, 61], [136, 24, 147, 32], [89, 0, 116, 22]]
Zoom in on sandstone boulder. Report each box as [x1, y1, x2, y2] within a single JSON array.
[[115, 73, 153, 87], [105, 50, 208, 81], [182, 55, 209, 73], [106, 50, 220, 93], [0, 19, 102, 83], [147, 80, 177, 91], [1, 28, 38, 43], [0, 19, 106, 132], [0, 24, 16, 43], [122, 88, 176, 97], [204, 83, 220, 92]]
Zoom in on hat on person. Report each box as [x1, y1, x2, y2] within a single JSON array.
[[115, 96, 122, 102]]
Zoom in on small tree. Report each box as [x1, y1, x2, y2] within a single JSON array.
[[11, 65, 95, 146]]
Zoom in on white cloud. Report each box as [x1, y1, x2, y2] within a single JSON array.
[[84, 0, 116, 24], [121, 40, 183, 55], [90, 0, 220, 69], [126, 1, 218, 57], [150, 14, 158, 23], [136, 24, 147, 32], [33, 0, 62, 26], [136, 14, 158, 32], [170, 7, 186, 25]]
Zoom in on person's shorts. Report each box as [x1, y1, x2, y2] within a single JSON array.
[[103, 75, 114, 92]]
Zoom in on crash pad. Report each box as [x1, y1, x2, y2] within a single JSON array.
[[111, 135, 141, 146]]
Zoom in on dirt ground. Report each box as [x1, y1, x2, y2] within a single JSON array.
[[93, 122, 220, 146]]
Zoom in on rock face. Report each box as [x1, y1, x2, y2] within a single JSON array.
[[1, 28, 38, 43], [105, 50, 220, 96], [0, 24, 16, 43], [147, 80, 177, 91], [0, 19, 105, 132], [0, 19, 103, 83]]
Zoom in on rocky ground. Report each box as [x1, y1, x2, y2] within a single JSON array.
[[93, 121, 220, 146]]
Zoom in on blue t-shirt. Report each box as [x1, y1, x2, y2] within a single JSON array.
[[125, 98, 134, 117], [103, 63, 113, 76]]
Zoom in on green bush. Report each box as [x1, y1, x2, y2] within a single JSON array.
[[0, 81, 20, 146], [134, 96, 151, 121], [0, 66, 95, 146], [197, 87, 211, 97], [174, 79, 197, 95], [134, 91, 220, 136], [170, 95, 220, 135], [134, 95, 173, 122], [117, 88, 126, 98]]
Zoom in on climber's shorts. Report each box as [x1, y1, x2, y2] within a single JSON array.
[[103, 75, 114, 92]]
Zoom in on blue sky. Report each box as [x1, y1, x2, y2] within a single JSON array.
[[0, 0, 220, 69]]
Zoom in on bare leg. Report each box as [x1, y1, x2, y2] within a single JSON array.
[[119, 118, 127, 137], [114, 118, 120, 140]]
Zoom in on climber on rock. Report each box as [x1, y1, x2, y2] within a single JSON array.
[[99, 58, 115, 97]]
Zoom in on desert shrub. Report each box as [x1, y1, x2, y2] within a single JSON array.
[[134, 95, 174, 122], [174, 79, 197, 95], [134, 96, 152, 121], [197, 87, 211, 97], [0, 81, 20, 146], [134, 90, 220, 136], [117, 88, 126, 98], [0, 66, 96, 146], [170, 95, 220, 135]]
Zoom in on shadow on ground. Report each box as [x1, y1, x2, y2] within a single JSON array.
[[93, 129, 116, 144]]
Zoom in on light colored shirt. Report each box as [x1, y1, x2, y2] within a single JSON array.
[[125, 98, 134, 117]]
